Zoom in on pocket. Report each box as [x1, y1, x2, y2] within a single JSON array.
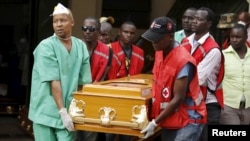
[[43, 97, 60, 118]]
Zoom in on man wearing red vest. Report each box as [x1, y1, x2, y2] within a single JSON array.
[[75, 17, 113, 141], [181, 7, 224, 141], [99, 16, 114, 45], [106, 21, 144, 141], [98, 17, 121, 81], [108, 21, 144, 79], [82, 17, 112, 83], [140, 16, 207, 141]]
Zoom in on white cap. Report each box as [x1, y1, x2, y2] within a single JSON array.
[[238, 21, 246, 26], [51, 3, 69, 16], [99, 16, 115, 24]]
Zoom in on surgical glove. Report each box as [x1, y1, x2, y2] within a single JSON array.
[[59, 108, 75, 131], [140, 119, 157, 139]]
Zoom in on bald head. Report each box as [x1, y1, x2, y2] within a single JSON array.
[[101, 22, 112, 32], [99, 22, 113, 44]]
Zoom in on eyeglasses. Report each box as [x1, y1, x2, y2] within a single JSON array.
[[81, 26, 98, 32]]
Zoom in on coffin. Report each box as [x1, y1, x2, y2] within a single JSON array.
[[69, 74, 161, 138]]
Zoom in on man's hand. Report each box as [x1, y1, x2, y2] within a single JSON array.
[[59, 108, 75, 131], [140, 119, 157, 139]]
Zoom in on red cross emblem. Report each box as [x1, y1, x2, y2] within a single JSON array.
[[161, 87, 169, 99]]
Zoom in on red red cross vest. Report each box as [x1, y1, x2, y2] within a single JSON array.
[[152, 46, 207, 129], [91, 41, 110, 82], [107, 52, 122, 80], [181, 37, 224, 108], [110, 41, 144, 78]]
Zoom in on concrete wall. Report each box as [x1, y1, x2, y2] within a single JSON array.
[[70, 0, 176, 41]]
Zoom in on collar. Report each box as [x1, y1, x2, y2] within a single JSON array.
[[223, 45, 235, 53], [187, 32, 210, 46], [224, 44, 250, 54], [179, 29, 185, 35]]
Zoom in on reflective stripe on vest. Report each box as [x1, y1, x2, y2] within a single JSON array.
[[198, 45, 206, 57], [117, 50, 124, 56], [160, 102, 169, 109], [194, 91, 203, 106], [94, 50, 109, 59], [158, 92, 203, 110], [132, 52, 144, 61], [113, 54, 121, 66]]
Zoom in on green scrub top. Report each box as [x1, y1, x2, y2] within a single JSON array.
[[28, 34, 92, 129]]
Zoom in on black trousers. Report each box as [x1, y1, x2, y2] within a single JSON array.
[[200, 102, 221, 141]]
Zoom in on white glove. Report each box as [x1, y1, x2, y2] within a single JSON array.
[[59, 108, 75, 131], [140, 119, 157, 139]]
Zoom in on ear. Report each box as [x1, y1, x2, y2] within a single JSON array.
[[71, 20, 75, 27], [207, 21, 212, 29]]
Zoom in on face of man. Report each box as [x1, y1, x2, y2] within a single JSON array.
[[221, 28, 231, 38], [182, 9, 196, 32], [151, 33, 173, 51], [230, 27, 247, 50], [119, 23, 136, 45], [98, 22, 112, 44], [82, 19, 99, 43], [192, 10, 211, 34], [53, 13, 74, 39]]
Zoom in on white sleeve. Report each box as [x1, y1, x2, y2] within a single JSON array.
[[197, 48, 221, 86]]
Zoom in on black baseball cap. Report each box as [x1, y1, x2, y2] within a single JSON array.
[[142, 16, 176, 42]]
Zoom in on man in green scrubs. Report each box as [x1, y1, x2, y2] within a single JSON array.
[[28, 3, 92, 141]]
